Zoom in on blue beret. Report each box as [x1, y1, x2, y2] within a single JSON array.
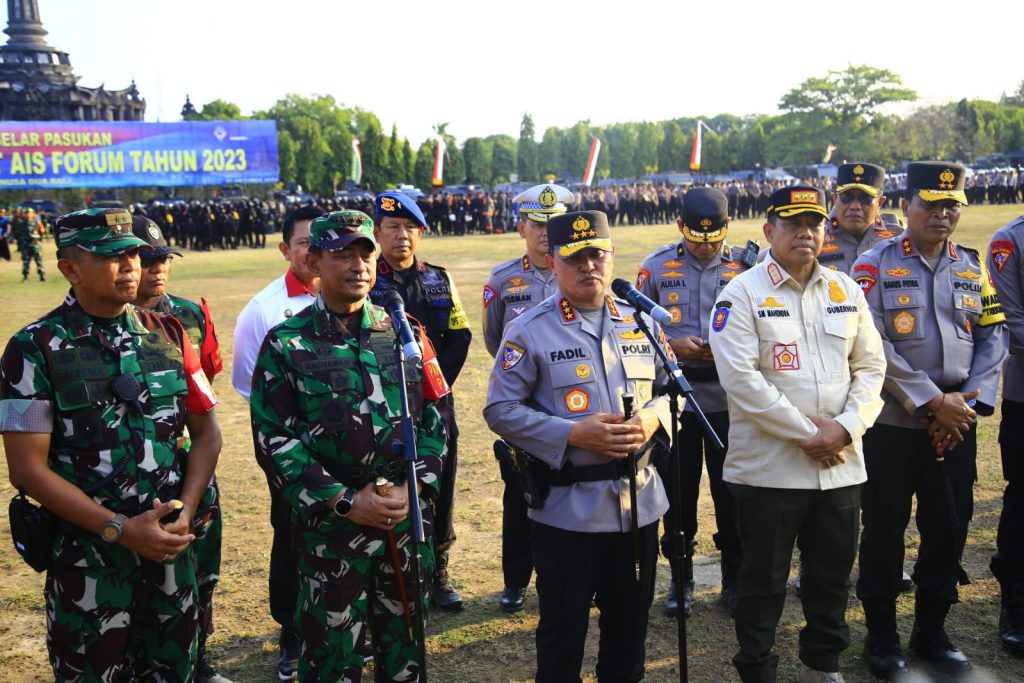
[[375, 191, 427, 229]]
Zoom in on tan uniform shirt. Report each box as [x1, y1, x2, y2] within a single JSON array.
[[708, 251, 886, 489]]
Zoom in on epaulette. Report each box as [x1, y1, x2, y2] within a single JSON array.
[[489, 257, 522, 277]]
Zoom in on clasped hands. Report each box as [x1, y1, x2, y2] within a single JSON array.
[[569, 409, 661, 459], [926, 389, 979, 456], [797, 416, 852, 469]]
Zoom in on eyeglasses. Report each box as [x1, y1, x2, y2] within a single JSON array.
[[837, 192, 875, 206]]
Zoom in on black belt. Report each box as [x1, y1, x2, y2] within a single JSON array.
[[544, 448, 654, 486], [680, 364, 718, 382], [328, 459, 406, 488]]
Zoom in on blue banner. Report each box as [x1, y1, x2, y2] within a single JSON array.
[[0, 120, 279, 189]]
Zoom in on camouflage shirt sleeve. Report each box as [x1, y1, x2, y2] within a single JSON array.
[[0, 330, 55, 432]]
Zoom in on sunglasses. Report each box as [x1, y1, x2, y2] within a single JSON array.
[[837, 192, 876, 206]]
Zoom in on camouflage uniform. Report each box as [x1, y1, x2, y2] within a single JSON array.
[[0, 290, 217, 682], [250, 294, 447, 682], [13, 213, 44, 280], [146, 292, 224, 664]]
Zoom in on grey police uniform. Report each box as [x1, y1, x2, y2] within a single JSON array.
[[484, 293, 673, 532], [637, 241, 749, 414], [484, 292, 676, 681], [986, 217, 1024, 647], [482, 254, 558, 357], [818, 220, 901, 274], [853, 234, 1007, 609]]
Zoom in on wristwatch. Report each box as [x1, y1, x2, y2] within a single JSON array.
[[99, 513, 127, 543], [332, 488, 356, 517]]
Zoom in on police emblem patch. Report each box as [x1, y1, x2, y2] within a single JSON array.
[[667, 291, 679, 304], [991, 241, 1014, 273], [636, 268, 650, 288], [855, 276, 876, 295], [501, 341, 527, 370], [893, 311, 915, 335], [897, 294, 912, 305], [575, 364, 591, 379], [828, 280, 847, 303], [711, 306, 729, 332], [565, 388, 590, 413], [669, 306, 682, 323], [380, 196, 397, 212], [482, 285, 496, 307], [772, 343, 800, 371]]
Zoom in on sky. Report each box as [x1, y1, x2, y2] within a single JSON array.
[[24, 0, 1023, 145]]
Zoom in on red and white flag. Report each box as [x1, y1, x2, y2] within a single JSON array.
[[350, 136, 362, 184], [582, 136, 601, 186], [432, 136, 446, 186], [689, 120, 705, 171], [822, 143, 838, 164]]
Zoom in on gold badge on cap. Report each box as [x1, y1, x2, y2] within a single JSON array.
[[380, 196, 397, 212], [790, 190, 817, 204], [572, 215, 590, 231], [939, 168, 956, 190], [106, 210, 132, 226], [700, 218, 712, 228], [539, 186, 557, 208], [853, 165, 864, 179]]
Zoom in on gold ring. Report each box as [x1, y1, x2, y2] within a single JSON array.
[[386, 517, 392, 526]]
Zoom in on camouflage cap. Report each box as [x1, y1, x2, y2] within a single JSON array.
[[309, 210, 377, 251], [132, 214, 183, 259], [55, 208, 148, 256]]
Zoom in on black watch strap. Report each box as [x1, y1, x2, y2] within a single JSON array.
[[333, 488, 356, 517]]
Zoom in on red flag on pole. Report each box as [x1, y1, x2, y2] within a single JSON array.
[[582, 137, 601, 186], [689, 120, 704, 171], [432, 137, 446, 186]]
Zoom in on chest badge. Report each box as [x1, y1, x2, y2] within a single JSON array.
[[893, 311, 916, 335], [575, 364, 591, 379], [828, 280, 847, 303], [565, 388, 590, 413]]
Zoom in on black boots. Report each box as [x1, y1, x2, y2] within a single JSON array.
[[431, 553, 464, 613], [862, 600, 909, 680], [999, 581, 1024, 657], [908, 594, 971, 674]]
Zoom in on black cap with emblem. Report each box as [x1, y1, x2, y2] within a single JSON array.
[[681, 187, 729, 243], [132, 215, 183, 258], [547, 210, 612, 259], [836, 163, 885, 196], [906, 161, 968, 205], [766, 185, 829, 220]]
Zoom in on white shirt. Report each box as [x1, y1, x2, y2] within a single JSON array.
[[708, 251, 886, 490], [231, 271, 315, 402]]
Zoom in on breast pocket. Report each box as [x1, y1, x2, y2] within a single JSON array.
[[755, 321, 803, 374], [953, 291, 981, 341], [550, 361, 597, 417], [622, 357, 656, 404], [882, 291, 925, 341], [53, 380, 121, 450], [822, 315, 857, 382]]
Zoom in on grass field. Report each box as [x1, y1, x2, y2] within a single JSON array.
[[2, 204, 1024, 682]]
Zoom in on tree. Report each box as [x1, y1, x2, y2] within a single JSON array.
[[184, 99, 244, 121], [360, 123, 388, 191], [403, 139, 415, 186], [1001, 80, 1024, 107], [462, 137, 492, 185], [518, 113, 539, 182], [487, 134, 517, 183], [779, 65, 917, 127], [538, 127, 564, 178], [413, 141, 435, 191], [387, 124, 405, 185]]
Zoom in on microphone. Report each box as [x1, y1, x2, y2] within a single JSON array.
[[611, 278, 672, 326], [382, 290, 423, 362]]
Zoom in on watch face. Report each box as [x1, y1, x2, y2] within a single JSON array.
[[101, 524, 119, 542]]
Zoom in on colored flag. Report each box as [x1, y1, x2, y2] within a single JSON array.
[[822, 144, 838, 164], [582, 137, 601, 187], [350, 136, 362, 183], [689, 120, 704, 171], [432, 136, 446, 186]]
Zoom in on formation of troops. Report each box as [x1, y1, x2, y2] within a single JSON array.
[[1, 158, 1024, 683]]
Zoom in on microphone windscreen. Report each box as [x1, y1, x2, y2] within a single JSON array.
[[610, 278, 632, 299]]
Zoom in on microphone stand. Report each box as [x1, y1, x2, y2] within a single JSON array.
[[392, 337, 429, 683], [632, 312, 724, 683]]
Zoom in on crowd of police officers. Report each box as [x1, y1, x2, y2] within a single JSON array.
[[3, 159, 1024, 683]]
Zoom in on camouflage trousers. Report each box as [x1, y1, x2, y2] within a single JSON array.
[[18, 240, 42, 278], [296, 533, 434, 682], [194, 480, 222, 650], [45, 549, 199, 682]]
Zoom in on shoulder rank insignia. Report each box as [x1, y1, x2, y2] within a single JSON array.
[[559, 297, 577, 323]]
